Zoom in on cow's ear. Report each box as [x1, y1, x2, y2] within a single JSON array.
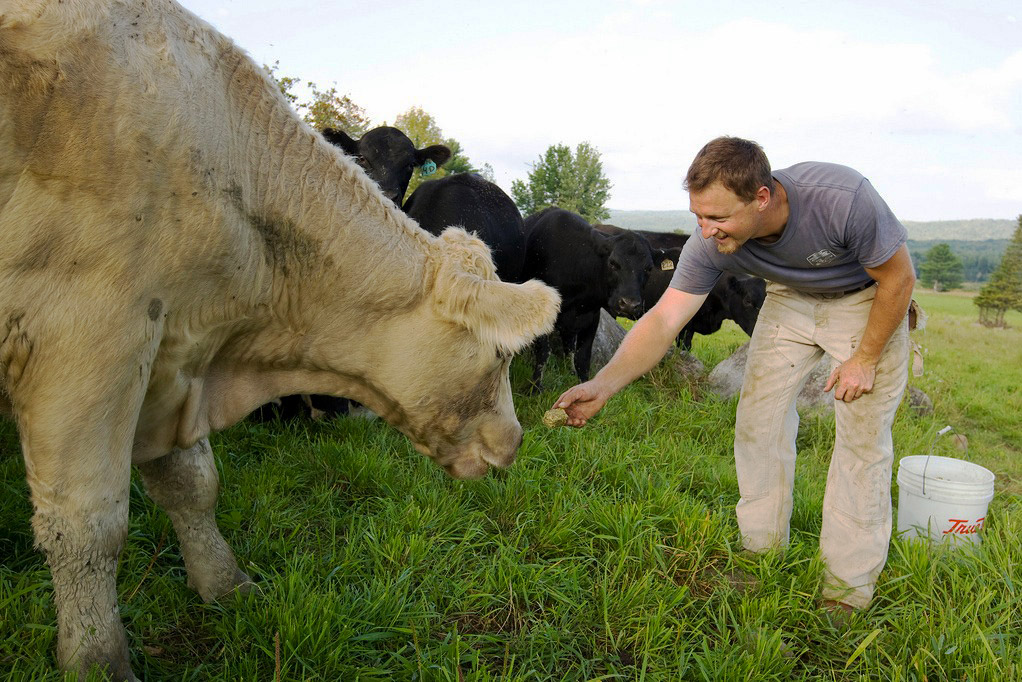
[[594, 232, 613, 256], [322, 127, 360, 156], [417, 144, 452, 169], [438, 276, 561, 355], [431, 228, 560, 354]]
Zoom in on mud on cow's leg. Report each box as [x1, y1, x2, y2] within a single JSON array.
[[30, 469, 134, 681], [16, 342, 159, 679], [138, 439, 252, 602]]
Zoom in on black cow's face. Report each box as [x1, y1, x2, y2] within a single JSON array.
[[322, 126, 451, 206], [600, 232, 655, 320]]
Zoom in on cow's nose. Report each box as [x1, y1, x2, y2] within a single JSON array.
[[615, 297, 644, 319]]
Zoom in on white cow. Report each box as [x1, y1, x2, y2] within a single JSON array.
[[0, 1, 560, 678]]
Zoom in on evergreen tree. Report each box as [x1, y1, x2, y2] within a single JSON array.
[[975, 215, 1022, 327], [510, 142, 612, 223], [918, 242, 964, 291]]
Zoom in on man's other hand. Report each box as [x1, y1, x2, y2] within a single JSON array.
[[825, 356, 876, 402]]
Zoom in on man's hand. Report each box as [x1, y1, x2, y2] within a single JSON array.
[[824, 355, 876, 402], [553, 380, 612, 427]]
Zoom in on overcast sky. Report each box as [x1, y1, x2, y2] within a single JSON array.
[[179, 0, 1021, 221]]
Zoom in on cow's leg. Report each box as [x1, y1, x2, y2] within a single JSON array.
[[571, 311, 600, 382], [10, 311, 160, 681], [24, 441, 135, 681], [137, 440, 252, 602], [678, 326, 695, 350], [529, 333, 552, 393]]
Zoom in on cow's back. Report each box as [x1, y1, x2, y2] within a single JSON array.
[[404, 174, 526, 283], [0, 0, 275, 315], [521, 208, 606, 302]]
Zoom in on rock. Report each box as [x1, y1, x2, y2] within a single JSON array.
[[671, 349, 705, 382], [705, 343, 749, 399], [952, 434, 969, 451], [706, 342, 836, 413], [592, 310, 705, 381], [906, 386, 934, 417], [590, 310, 628, 373]]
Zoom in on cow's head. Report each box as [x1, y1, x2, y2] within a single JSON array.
[[642, 246, 681, 308], [322, 126, 451, 206], [363, 228, 559, 479], [597, 231, 656, 320]]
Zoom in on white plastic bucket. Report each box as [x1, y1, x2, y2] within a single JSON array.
[[896, 455, 995, 546]]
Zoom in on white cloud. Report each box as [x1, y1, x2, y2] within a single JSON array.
[[190, 0, 1020, 218]]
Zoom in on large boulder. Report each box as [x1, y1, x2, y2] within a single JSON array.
[[705, 342, 835, 412], [706, 342, 932, 415], [592, 310, 704, 380]]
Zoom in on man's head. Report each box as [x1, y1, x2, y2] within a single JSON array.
[[685, 137, 776, 254]]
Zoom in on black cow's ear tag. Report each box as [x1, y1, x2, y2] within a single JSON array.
[[661, 259, 675, 271], [421, 159, 437, 176]]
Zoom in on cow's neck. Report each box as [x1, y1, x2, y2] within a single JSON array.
[[216, 56, 438, 347], [167, 30, 443, 443]]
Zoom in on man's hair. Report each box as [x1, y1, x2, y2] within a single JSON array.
[[684, 136, 773, 203]]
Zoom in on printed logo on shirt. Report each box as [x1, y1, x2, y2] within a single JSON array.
[[807, 249, 838, 266]]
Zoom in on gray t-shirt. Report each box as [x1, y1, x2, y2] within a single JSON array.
[[670, 162, 908, 295]]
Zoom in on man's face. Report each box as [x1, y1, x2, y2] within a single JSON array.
[[689, 182, 764, 255]]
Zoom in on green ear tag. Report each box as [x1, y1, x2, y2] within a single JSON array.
[[421, 159, 437, 176]]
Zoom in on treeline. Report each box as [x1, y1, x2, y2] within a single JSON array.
[[908, 240, 1008, 282]]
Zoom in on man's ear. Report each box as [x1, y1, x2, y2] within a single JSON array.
[[322, 128, 360, 156]]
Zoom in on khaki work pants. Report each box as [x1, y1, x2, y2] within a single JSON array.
[[734, 282, 909, 608]]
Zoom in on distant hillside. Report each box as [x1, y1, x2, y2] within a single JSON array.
[[607, 210, 1017, 242], [606, 210, 697, 234]]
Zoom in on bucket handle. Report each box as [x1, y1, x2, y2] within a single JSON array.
[[922, 425, 954, 496]]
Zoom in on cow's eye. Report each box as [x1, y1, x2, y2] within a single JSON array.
[[609, 261, 620, 271]]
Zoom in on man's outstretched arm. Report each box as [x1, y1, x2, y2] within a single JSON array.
[[554, 288, 707, 427]]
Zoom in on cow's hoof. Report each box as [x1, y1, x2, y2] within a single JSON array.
[[193, 569, 256, 603]]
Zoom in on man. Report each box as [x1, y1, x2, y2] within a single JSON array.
[[554, 136, 914, 613]]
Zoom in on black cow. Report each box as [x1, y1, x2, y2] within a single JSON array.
[[595, 225, 766, 350], [404, 173, 526, 283], [523, 208, 657, 388], [322, 126, 451, 206], [678, 273, 766, 349]]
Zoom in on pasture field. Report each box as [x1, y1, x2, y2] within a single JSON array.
[[1, 291, 1020, 681]]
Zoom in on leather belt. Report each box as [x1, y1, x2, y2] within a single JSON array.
[[840, 280, 875, 295]]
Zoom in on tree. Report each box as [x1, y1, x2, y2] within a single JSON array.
[[262, 62, 371, 136], [510, 142, 612, 223], [918, 243, 964, 291], [391, 106, 490, 198], [974, 215, 1022, 327], [302, 84, 371, 136]]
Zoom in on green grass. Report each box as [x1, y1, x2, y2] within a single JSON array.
[[2, 291, 1020, 680]]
